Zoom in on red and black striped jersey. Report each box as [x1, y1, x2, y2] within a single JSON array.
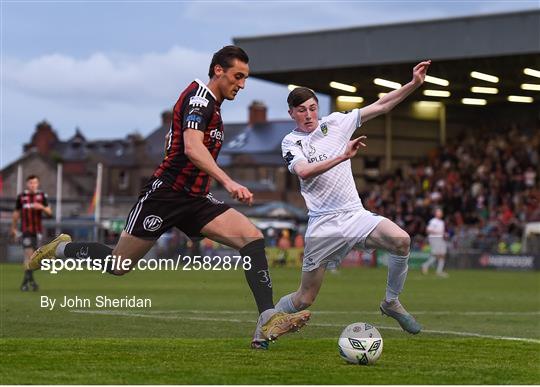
[[15, 190, 49, 234], [153, 79, 224, 196]]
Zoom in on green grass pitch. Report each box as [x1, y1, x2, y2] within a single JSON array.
[[1, 263, 539, 384]]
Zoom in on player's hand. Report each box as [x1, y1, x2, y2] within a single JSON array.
[[344, 136, 367, 159], [224, 181, 254, 206], [412, 60, 431, 85], [10, 228, 19, 242]]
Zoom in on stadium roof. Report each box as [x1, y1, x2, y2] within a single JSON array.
[[234, 10, 540, 107]]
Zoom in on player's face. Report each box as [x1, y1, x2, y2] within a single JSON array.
[[26, 178, 39, 193], [214, 59, 249, 101], [435, 209, 443, 218], [289, 98, 319, 132]]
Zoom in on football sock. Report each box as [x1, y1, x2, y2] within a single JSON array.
[[27, 269, 34, 281], [436, 258, 446, 274], [386, 253, 409, 301], [22, 270, 32, 284], [275, 292, 299, 313], [57, 242, 116, 274], [239, 239, 274, 314], [422, 255, 436, 270]]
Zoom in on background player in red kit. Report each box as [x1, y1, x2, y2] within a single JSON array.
[[29, 45, 310, 349], [11, 175, 52, 291]]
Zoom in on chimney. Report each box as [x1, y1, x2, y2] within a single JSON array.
[[25, 120, 58, 156], [161, 110, 173, 129], [248, 101, 267, 126]]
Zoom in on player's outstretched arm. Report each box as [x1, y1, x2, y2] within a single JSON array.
[[184, 129, 254, 205], [293, 136, 367, 180], [360, 60, 431, 123]]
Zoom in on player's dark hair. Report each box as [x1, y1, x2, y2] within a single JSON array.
[[26, 175, 39, 181], [208, 45, 249, 78], [287, 87, 318, 108]]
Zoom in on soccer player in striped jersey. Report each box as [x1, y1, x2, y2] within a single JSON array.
[[28, 46, 310, 348], [11, 175, 52, 291], [276, 61, 432, 335]]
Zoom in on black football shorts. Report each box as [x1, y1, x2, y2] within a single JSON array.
[[124, 178, 230, 240], [21, 233, 41, 250]]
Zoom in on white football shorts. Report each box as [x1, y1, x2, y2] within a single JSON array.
[[302, 209, 385, 272], [428, 236, 447, 255]]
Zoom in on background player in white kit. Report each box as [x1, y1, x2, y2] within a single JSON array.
[[422, 208, 449, 277], [276, 61, 431, 335]]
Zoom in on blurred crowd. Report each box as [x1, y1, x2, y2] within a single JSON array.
[[361, 126, 540, 253], [154, 126, 539, 257]]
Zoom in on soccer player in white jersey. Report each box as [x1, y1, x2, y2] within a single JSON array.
[[422, 208, 449, 277], [276, 61, 431, 335]]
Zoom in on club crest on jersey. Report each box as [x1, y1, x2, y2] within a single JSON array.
[[189, 95, 209, 107], [320, 122, 328, 136]]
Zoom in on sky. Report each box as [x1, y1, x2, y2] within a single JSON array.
[[1, 0, 538, 167]]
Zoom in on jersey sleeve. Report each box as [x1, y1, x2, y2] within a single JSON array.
[[327, 109, 362, 139], [281, 137, 307, 175], [15, 194, 22, 210], [181, 93, 213, 133], [42, 193, 49, 207]]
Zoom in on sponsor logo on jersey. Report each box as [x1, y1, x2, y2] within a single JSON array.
[[321, 122, 328, 135], [209, 128, 224, 142], [308, 152, 328, 163], [186, 114, 202, 123], [189, 95, 209, 107], [143, 215, 163, 232]]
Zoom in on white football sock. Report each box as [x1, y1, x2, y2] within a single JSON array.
[[275, 293, 299, 313], [436, 258, 446, 274], [55, 242, 68, 259], [386, 253, 409, 301], [422, 255, 436, 270]]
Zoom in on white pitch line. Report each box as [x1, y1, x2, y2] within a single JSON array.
[[138, 309, 540, 316], [71, 309, 540, 344]]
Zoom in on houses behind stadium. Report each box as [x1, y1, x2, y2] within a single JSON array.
[[0, 102, 307, 219]]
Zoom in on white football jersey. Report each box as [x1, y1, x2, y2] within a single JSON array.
[[281, 109, 364, 216], [427, 217, 445, 237]]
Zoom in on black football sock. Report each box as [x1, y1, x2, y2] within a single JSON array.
[[63, 242, 116, 274], [239, 239, 274, 314], [22, 270, 32, 285], [27, 269, 35, 282]]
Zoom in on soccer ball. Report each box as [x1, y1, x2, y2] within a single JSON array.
[[338, 322, 383, 365]]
